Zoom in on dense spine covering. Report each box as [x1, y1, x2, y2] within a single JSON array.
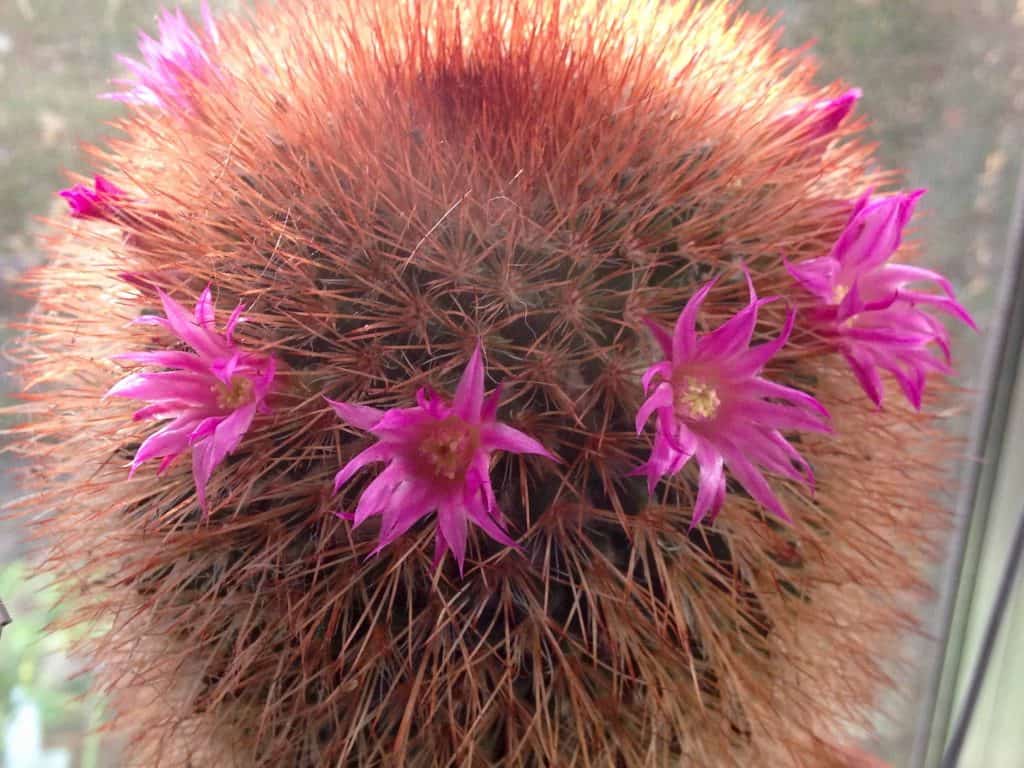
[[6, 1, 973, 765]]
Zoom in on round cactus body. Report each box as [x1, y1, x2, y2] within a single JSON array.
[[9, 1, 972, 766]]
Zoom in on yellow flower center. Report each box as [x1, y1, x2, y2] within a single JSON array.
[[213, 375, 255, 409], [418, 416, 478, 482], [832, 284, 849, 305], [675, 379, 720, 421]]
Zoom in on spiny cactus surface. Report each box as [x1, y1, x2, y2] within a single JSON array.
[[5, 1, 973, 765]]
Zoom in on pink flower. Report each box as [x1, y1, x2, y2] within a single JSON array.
[[328, 346, 556, 574], [635, 277, 831, 526], [59, 175, 126, 220], [107, 2, 220, 112], [774, 88, 861, 140], [787, 189, 976, 408], [107, 286, 276, 511]]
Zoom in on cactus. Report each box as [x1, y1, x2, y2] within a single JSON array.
[[7, 0, 972, 765]]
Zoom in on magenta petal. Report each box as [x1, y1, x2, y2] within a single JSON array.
[[465, 470, 519, 551], [899, 290, 977, 330], [726, 308, 795, 379], [131, 416, 198, 472], [659, 409, 698, 457], [188, 416, 221, 444], [480, 423, 553, 458], [697, 296, 771, 362], [189, 402, 258, 512], [325, 398, 385, 431], [114, 350, 208, 374], [453, 344, 486, 421], [838, 190, 925, 273], [369, 406, 438, 441], [740, 399, 830, 433], [633, 421, 694, 493], [810, 88, 861, 137], [644, 318, 674, 358], [224, 304, 246, 342], [191, 440, 216, 511], [207, 400, 256, 465], [481, 384, 503, 422], [691, 447, 725, 528], [437, 496, 469, 574], [353, 470, 400, 527], [194, 285, 215, 328], [132, 402, 186, 421], [785, 256, 838, 301], [332, 443, 394, 493], [106, 371, 217, 406], [469, 507, 518, 550], [842, 324, 932, 346], [892, 364, 925, 410], [375, 484, 432, 547], [93, 175, 123, 196], [721, 448, 790, 523], [843, 350, 884, 408], [747, 378, 831, 418], [672, 280, 716, 362], [210, 353, 242, 386], [635, 382, 673, 435], [157, 289, 225, 359], [641, 361, 672, 394]]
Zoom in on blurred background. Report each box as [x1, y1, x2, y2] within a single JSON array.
[[0, 1, 1022, 766]]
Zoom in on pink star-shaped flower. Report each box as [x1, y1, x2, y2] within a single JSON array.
[[328, 346, 557, 574], [636, 277, 831, 526], [787, 189, 976, 408], [106, 2, 220, 113], [107, 286, 276, 510], [59, 175, 126, 220]]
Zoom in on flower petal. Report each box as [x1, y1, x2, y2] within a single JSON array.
[[453, 344, 486, 421], [325, 398, 385, 431], [785, 256, 837, 301], [194, 285, 215, 329], [672, 279, 716, 362], [157, 289, 226, 359], [691, 445, 725, 528], [641, 361, 672, 394], [106, 371, 218, 407], [480, 422, 554, 459], [725, 307, 795, 379], [131, 416, 199, 473], [437, 495, 469, 574], [332, 442, 395, 493], [643, 318, 674, 358], [843, 349, 884, 408], [635, 382, 673, 435], [721, 448, 790, 523], [114, 350, 208, 374]]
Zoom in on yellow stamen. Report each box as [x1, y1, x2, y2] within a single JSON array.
[[213, 375, 255, 409], [418, 417, 478, 482], [675, 379, 720, 420], [832, 284, 849, 305]]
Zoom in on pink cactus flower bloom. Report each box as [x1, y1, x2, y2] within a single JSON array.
[[107, 2, 220, 112], [328, 346, 557, 574], [635, 277, 831, 526], [787, 189, 976, 409], [59, 175, 126, 220], [106, 286, 276, 511], [774, 88, 862, 140]]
